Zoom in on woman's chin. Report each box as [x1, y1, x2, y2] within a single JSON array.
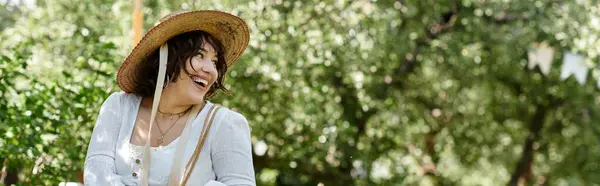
[[186, 81, 210, 102], [188, 91, 206, 104]]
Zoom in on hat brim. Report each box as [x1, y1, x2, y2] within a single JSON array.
[[117, 10, 250, 93]]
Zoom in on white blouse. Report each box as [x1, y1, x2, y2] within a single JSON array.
[[84, 92, 256, 186]]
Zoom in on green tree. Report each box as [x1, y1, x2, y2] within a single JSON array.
[[1, 0, 121, 184], [1, 0, 600, 185]]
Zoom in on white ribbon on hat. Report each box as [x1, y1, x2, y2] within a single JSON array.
[[139, 43, 169, 186], [139, 43, 202, 186]]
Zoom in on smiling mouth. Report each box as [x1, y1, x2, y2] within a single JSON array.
[[191, 76, 208, 88]]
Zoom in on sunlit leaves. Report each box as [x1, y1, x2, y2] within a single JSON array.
[[2, 0, 600, 185]]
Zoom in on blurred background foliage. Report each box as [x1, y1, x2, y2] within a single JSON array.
[[1, 0, 600, 185]]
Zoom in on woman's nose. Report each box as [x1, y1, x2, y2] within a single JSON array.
[[199, 61, 214, 73], [200, 65, 210, 73]]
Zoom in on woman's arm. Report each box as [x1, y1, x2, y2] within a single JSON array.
[[210, 110, 256, 186], [84, 92, 130, 185]]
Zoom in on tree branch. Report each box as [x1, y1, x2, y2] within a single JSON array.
[[387, 0, 461, 92], [508, 95, 562, 186], [508, 103, 546, 186]]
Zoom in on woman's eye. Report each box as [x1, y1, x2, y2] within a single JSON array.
[[212, 60, 218, 66], [194, 53, 204, 60]]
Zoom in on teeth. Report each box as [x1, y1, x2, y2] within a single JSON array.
[[192, 76, 208, 86]]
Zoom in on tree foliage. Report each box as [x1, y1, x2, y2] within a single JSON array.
[[1, 0, 600, 185]]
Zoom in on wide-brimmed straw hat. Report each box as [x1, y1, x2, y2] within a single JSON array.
[[116, 10, 250, 93]]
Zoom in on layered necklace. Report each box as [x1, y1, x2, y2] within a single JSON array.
[[155, 106, 192, 145]]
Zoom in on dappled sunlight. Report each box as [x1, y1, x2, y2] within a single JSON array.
[[2, 0, 600, 185]]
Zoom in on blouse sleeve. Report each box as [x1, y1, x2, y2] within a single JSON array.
[[84, 92, 128, 186], [210, 110, 256, 186]]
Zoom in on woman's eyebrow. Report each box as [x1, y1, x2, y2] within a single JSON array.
[[198, 48, 218, 59], [199, 47, 217, 53]]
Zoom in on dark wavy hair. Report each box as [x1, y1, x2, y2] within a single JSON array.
[[132, 31, 230, 98]]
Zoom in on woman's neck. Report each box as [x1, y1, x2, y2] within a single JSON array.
[[143, 88, 196, 115], [158, 92, 192, 115]]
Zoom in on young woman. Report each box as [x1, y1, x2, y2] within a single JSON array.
[[84, 10, 255, 186]]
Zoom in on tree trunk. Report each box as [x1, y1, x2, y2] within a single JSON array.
[[508, 105, 547, 186], [3, 169, 18, 186]]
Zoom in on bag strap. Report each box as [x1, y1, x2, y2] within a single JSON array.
[[179, 104, 222, 185], [140, 43, 169, 186], [166, 102, 204, 185]]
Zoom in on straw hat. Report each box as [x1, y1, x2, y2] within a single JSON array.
[[117, 10, 250, 93]]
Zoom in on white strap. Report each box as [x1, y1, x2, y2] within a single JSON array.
[[166, 103, 203, 186], [140, 43, 169, 186], [179, 104, 221, 185]]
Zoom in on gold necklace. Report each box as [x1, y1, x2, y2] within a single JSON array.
[[158, 107, 190, 120], [155, 107, 191, 145], [155, 115, 184, 145]]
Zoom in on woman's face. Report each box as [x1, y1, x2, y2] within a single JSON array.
[[170, 40, 219, 104]]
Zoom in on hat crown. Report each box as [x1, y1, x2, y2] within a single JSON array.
[[159, 10, 191, 23], [117, 10, 250, 93]]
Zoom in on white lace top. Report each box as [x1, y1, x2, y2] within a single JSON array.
[[83, 92, 256, 186]]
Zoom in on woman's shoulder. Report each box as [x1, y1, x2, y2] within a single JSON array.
[[215, 106, 247, 122], [209, 105, 252, 142], [212, 105, 249, 130], [101, 91, 140, 108], [105, 91, 140, 102]]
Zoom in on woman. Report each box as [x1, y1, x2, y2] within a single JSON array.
[[84, 10, 255, 186]]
